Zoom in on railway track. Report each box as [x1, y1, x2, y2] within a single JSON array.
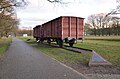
[[63, 45, 92, 53], [40, 41, 93, 53], [43, 43, 92, 53]]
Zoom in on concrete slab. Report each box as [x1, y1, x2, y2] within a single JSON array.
[[89, 51, 112, 66]]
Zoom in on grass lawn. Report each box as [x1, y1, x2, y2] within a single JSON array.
[[18, 36, 91, 66], [74, 36, 120, 67], [85, 36, 120, 41], [35, 44, 91, 65], [0, 37, 12, 57]]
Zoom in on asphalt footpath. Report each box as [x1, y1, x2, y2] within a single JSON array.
[[0, 38, 87, 79]]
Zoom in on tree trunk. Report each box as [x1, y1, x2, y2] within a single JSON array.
[[94, 28, 96, 36], [117, 22, 119, 36], [109, 25, 111, 36]]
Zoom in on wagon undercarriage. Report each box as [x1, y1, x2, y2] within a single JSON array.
[[36, 37, 77, 47]]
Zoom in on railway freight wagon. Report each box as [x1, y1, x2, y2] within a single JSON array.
[[33, 25, 41, 40], [33, 16, 84, 47]]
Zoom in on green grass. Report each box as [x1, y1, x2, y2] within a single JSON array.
[[0, 37, 12, 57], [18, 36, 91, 66], [74, 36, 120, 67], [17, 36, 36, 44], [35, 44, 91, 65], [85, 36, 120, 41]]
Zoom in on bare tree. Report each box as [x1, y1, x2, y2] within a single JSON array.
[[87, 14, 97, 36], [84, 23, 92, 36], [104, 16, 112, 36], [87, 13, 113, 36], [111, 16, 120, 35], [106, 0, 120, 16], [96, 13, 112, 36], [0, 0, 27, 12], [0, 13, 19, 37]]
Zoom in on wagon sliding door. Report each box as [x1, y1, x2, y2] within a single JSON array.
[[78, 18, 84, 39], [62, 16, 84, 39], [71, 17, 77, 39], [52, 18, 62, 38], [70, 17, 84, 39], [62, 17, 69, 39]]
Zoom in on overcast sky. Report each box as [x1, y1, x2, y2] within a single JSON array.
[[16, 0, 118, 29]]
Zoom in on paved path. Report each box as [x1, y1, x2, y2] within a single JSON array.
[[0, 38, 87, 79]]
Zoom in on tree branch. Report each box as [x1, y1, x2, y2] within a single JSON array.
[[47, 0, 62, 3], [0, 4, 15, 10], [106, 0, 120, 17]]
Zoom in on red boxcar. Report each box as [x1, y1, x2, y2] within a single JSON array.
[[33, 25, 41, 39], [33, 16, 84, 47]]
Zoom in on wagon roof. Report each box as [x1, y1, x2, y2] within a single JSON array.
[[61, 16, 84, 19], [42, 16, 84, 25], [33, 25, 42, 29]]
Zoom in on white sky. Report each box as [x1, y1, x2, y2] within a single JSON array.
[[16, 0, 118, 29]]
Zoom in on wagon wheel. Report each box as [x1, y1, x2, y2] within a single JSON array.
[[47, 39, 51, 45], [69, 38, 75, 47], [40, 38, 44, 44], [36, 38, 38, 41], [56, 39, 58, 44], [57, 39, 63, 47], [69, 43, 74, 47]]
